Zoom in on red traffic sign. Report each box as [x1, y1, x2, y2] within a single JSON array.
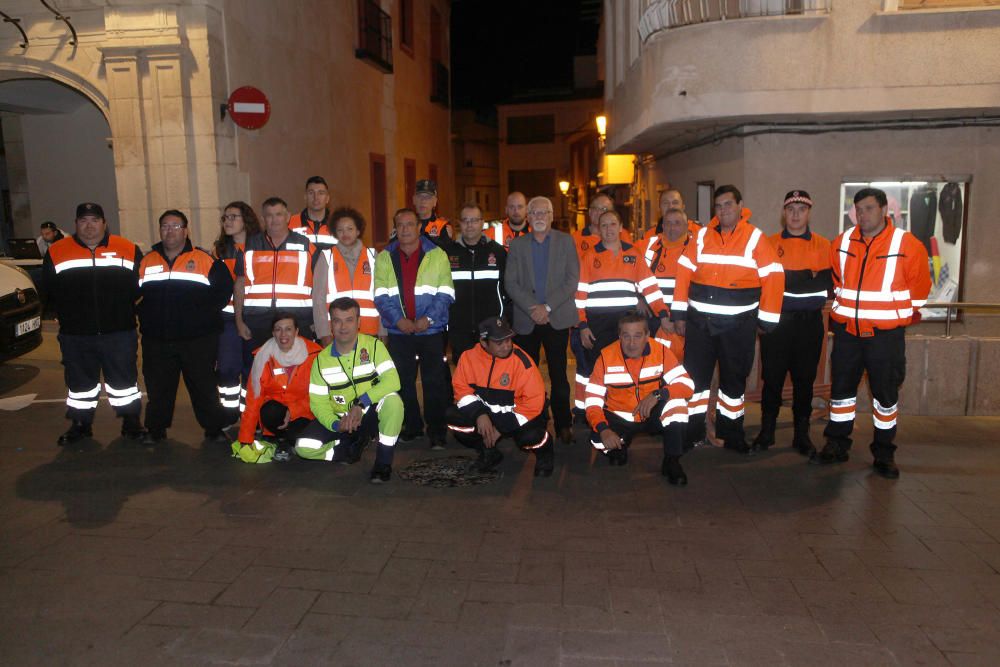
[[227, 86, 270, 130]]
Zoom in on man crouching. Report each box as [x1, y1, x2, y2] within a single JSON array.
[[296, 297, 404, 483], [586, 311, 694, 485], [447, 317, 554, 477]]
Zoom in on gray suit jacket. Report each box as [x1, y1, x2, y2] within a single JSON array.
[[504, 230, 580, 335]]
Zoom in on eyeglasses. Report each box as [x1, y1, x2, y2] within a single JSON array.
[[589, 206, 609, 213], [459, 217, 484, 224], [160, 223, 185, 231], [221, 213, 242, 221], [528, 209, 553, 216]]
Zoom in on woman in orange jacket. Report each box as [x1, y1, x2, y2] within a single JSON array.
[[238, 312, 322, 461]]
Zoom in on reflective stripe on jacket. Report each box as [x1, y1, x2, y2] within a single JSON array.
[[672, 209, 785, 330], [373, 236, 455, 336], [323, 245, 379, 335], [769, 229, 833, 312], [830, 219, 931, 336], [585, 339, 694, 433], [576, 241, 665, 327], [453, 343, 545, 432], [241, 232, 316, 314]]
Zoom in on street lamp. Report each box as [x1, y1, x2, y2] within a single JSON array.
[[558, 180, 570, 195], [595, 115, 607, 150]]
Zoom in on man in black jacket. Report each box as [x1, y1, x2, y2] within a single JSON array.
[[442, 203, 508, 361], [42, 203, 145, 445], [137, 210, 234, 445]]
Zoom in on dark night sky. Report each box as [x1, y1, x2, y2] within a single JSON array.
[[451, 0, 600, 112]]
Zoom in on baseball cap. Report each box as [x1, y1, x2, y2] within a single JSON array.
[[479, 317, 514, 341], [415, 179, 437, 196], [75, 202, 105, 219]]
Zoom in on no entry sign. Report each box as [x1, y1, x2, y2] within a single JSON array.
[[227, 86, 270, 130]]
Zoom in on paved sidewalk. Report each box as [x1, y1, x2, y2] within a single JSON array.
[[2, 338, 1000, 665]]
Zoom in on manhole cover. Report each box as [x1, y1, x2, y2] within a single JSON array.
[[398, 455, 502, 487]]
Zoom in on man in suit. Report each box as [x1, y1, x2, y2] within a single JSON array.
[[505, 196, 580, 443]]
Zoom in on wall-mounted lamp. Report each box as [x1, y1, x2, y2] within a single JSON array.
[[595, 115, 607, 139], [558, 180, 570, 196]]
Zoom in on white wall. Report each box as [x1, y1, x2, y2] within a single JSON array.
[[18, 103, 119, 237]]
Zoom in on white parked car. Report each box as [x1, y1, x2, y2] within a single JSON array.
[[0, 260, 43, 361]]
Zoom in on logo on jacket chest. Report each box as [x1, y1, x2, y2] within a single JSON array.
[[449, 255, 460, 269], [186, 260, 196, 271], [334, 395, 347, 405], [657, 263, 666, 272], [359, 348, 370, 364], [362, 261, 371, 275], [623, 255, 636, 264], [499, 373, 510, 387], [777, 245, 785, 258], [487, 253, 497, 267], [593, 258, 601, 269]]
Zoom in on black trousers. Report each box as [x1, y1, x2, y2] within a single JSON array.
[[216, 319, 246, 423], [683, 313, 757, 445], [515, 324, 571, 432], [589, 407, 684, 458], [59, 329, 141, 423], [823, 321, 906, 458], [387, 332, 450, 438], [142, 332, 227, 434], [759, 310, 825, 421], [446, 404, 549, 452], [258, 399, 312, 441]]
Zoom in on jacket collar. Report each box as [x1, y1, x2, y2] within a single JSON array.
[[781, 228, 812, 241], [595, 240, 633, 253], [709, 207, 753, 235]]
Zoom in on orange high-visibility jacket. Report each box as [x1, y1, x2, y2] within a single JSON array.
[[288, 210, 337, 248], [453, 343, 546, 432], [585, 338, 694, 432], [322, 244, 379, 335], [573, 227, 633, 258], [242, 232, 316, 312], [576, 241, 665, 327], [239, 338, 323, 443], [769, 229, 832, 312], [672, 209, 785, 330], [643, 233, 691, 312], [830, 219, 931, 337], [421, 215, 451, 239], [486, 219, 529, 250]]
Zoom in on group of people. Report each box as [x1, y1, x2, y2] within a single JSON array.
[[39, 174, 931, 485]]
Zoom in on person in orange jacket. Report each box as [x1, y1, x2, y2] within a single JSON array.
[[815, 187, 931, 478], [672, 185, 785, 454], [643, 206, 691, 360], [585, 312, 694, 485], [447, 317, 554, 477], [238, 313, 323, 461], [753, 191, 832, 456]]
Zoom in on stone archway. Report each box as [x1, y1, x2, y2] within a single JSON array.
[[0, 76, 118, 242]]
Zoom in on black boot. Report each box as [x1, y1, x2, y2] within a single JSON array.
[[752, 412, 777, 452], [533, 441, 554, 477], [661, 456, 687, 486], [810, 439, 849, 465], [475, 447, 504, 473], [792, 417, 816, 457], [58, 421, 92, 446], [120, 414, 146, 440], [870, 443, 900, 479]]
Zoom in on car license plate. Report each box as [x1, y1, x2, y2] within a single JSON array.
[[16, 316, 40, 337]]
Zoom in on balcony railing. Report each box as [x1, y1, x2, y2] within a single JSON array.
[[431, 60, 449, 106], [639, 0, 832, 42], [356, 0, 393, 73]]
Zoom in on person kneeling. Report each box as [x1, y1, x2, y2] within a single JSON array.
[[296, 297, 404, 483], [447, 318, 554, 477], [586, 312, 694, 485], [237, 313, 323, 462]]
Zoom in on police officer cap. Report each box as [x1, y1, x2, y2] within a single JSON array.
[[783, 191, 813, 208], [415, 179, 437, 196], [75, 202, 105, 219], [40, 221, 58, 230], [479, 317, 514, 341]]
